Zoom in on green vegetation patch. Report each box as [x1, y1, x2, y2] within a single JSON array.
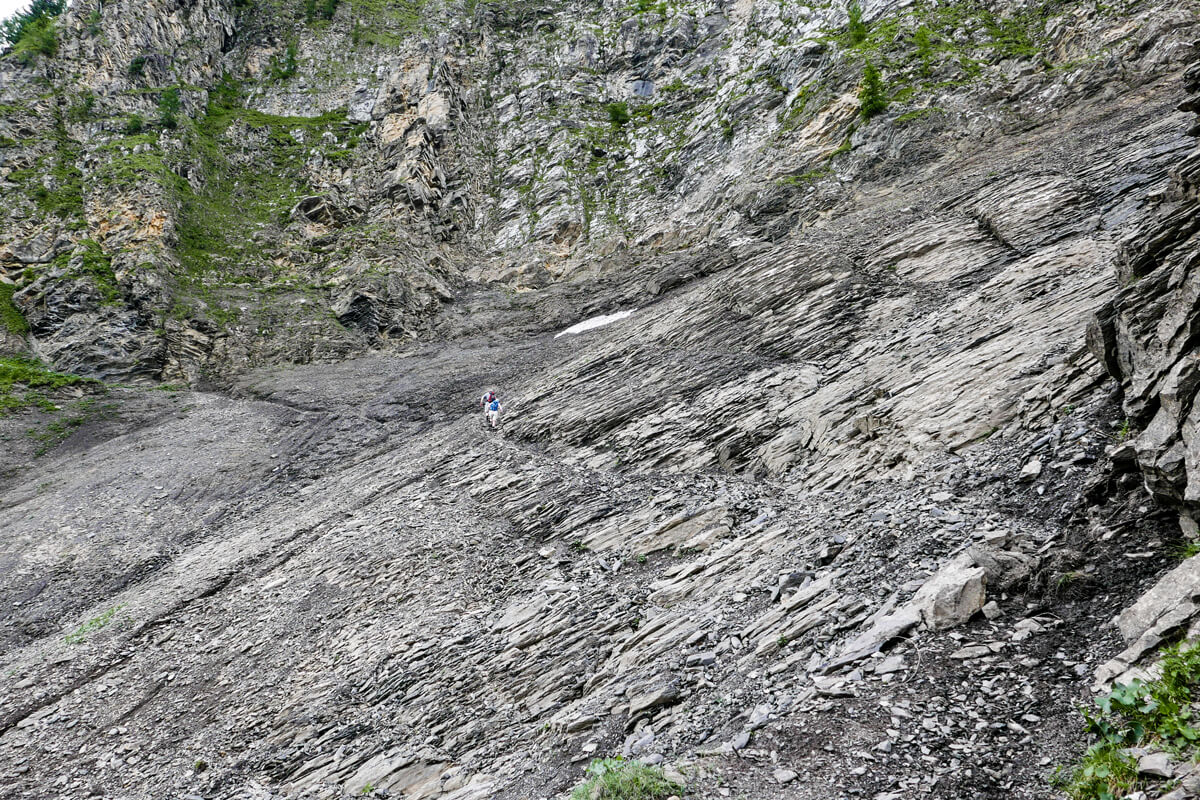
[[26, 395, 119, 455], [67, 91, 96, 123], [304, 0, 339, 21], [895, 105, 945, 123], [93, 132, 180, 190], [343, 0, 426, 45], [631, 0, 668, 15], [269, 39, 299, 80], [776, 165, 832, 188], [64, 604, 124, 644], [1061, 641, 1200, 800], [858, 61, 887, 118], [606, 101, 631, 127], [0, 284, 30, 335], [830, 0, 1054, 63], [14, 111, 86, 219], [176, 97, 350, 280], [72, 240, 121, 305], [569, 758, 683, 800], [158, 87, 181, 129], [823, 0, 1077, 120], [137, 78, 370, 327], [0, 356, 96, 415]]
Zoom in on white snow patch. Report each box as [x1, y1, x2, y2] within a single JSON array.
[[554, 309, 637, 339]]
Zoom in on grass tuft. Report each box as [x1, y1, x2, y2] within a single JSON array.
[[0, 356, 96, 415], [569, 757, 682, 800], [64, 605, 123, 644]]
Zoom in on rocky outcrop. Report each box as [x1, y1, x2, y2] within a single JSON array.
[[0, 347, 1131, 800], [1090, 50, 1200, 521], [2, 0, 1198, 383]]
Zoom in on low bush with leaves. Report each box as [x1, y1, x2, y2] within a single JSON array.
[[1063, 641, 1200, 800], [0, 284, 29, 335], [304, 0, 338, 20], [569, 757, 682, 800], [270, 42, 299, 80], [605, 101, 631, 127], [845, 0, 867, 45]]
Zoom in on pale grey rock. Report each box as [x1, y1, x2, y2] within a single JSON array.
[[910, 555, 987, 631], [773, 768, 798, 784], [822, 606, 922, 672], [965, 545, 1038, 593], [1115, 556, 1200, 643], [0, 3, 1195, 800], [1138, 751, 1174, 778], [1096, 556, 1200, 688], [873, 655, 906, 675], [1019, 459, 1043, 481], [746, 704, 773, 730], [950, 645, 992, 660], [629, 684, 681, 717]]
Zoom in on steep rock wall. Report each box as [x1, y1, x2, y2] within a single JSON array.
[[1091, 55, 1200, 523], [2, 0, 1198, 385]]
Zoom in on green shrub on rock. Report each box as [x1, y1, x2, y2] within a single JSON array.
[[569, 757, 682, 800], [858, 61, 887, 119], [605, 101, 631, 127], [10, 15, 56, 62], [0, 356, 95, 415], [1062, 641, 1200, 800], [0, 284, 30, 335], [158, 87, 181, 129], [845, 0, 867, 46]]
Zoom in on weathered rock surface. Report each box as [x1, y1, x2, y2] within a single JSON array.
[[1092, 54, 1200, 518], [1, 0, 1200, 798]]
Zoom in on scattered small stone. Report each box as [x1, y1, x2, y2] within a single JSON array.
[[874, 655, 906, 675], [1019, 459, 1042, 482], [950, 645, 992, 660], [1138, 752, 1173, 778]]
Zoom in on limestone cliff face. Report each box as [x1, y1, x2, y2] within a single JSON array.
[[1, 0, 1196, 384]]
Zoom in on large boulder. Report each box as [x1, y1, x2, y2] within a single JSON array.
[[910, 553, 988, 631]]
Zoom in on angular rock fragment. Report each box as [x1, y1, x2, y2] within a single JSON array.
[[910, 555, 987, 630]]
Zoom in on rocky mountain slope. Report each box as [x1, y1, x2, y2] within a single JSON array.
[[3, 0, 1200, 797]]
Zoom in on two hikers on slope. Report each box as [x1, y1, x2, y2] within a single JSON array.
[[480, 390, 503, 429]]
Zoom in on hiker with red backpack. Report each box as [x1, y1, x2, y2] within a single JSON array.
[[480, 390, 503, 429]]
